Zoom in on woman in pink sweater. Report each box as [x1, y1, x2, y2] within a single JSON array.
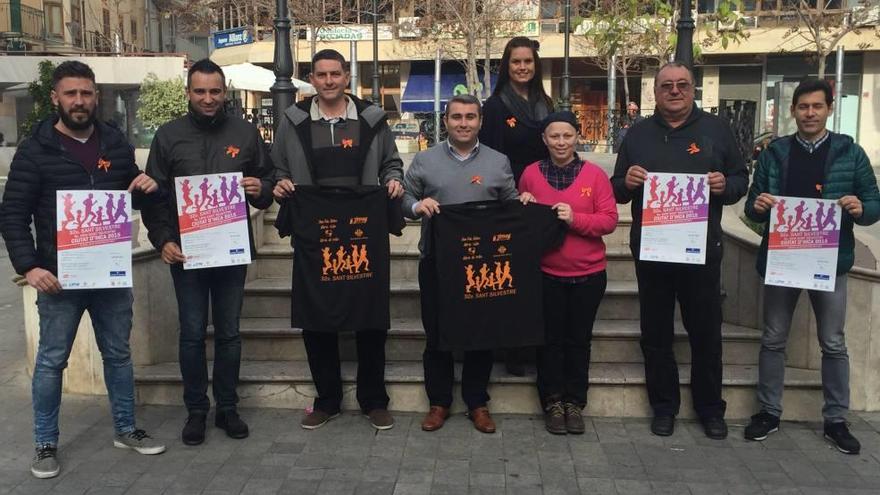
[[518, 111, 618, 435]]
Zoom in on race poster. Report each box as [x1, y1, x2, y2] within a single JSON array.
[[765, 196, 840, 292], [639, 172, 710, 265], [176, 172, 251, 270], [56, 190, 132, 289]]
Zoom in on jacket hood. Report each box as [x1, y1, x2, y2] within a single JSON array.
[[285, 94, 387, 129], [32, 114, 127, 151]]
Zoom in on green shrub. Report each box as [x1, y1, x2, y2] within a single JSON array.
[[136, 73, 188, 130]]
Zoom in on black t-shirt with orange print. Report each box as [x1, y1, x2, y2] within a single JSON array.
[[426, 200, 567, 351], [277, 185, 403, 332]]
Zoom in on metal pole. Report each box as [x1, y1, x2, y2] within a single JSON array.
[[608, 54, 616, 150], [371, 0, 381, 105], [434, 48, 442, 144], [350, 40, 359, 96], [833, 44, 844, 133], [560, 0, 571, 111], [674, 0, 695, 68], [271, 0, 296, 132]]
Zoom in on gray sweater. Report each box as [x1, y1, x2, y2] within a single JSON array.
[[403, 141, 519, 254]]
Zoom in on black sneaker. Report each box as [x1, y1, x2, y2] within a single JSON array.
[[30, 444, 59, 479], [650, 415, 675, 436], [701, 416, 728, 440], [744, 411, 780, 441], [824, 422, 861, 455], [182, 412, 207, 445], [215, 410, 249, 439], [544, 401, 567, 435]]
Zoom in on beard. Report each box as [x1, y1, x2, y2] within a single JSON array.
[[58, 105, 96, 131]]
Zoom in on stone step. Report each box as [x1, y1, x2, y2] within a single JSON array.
[[252, 244, 637, 281], [259, 209, 635, 251], [133, 360, 822, 420], [206, 318, 761, 365], [240, 278, 644, 320]]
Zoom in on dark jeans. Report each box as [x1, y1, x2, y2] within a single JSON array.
[[635, 259, 726, 420], [303, 329, 390, 414], [537, 272, 607, 409], [170, 264, 247, 414], [419, 258, 492, 410]]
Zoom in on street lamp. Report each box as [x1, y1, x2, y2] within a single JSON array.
[[371, 0, 381, 105], [674, 0, 695, 68], [271, 0, 296, 132], [560, 0, 572, 111]]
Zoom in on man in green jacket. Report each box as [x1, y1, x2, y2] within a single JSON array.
[[743, 78, 880, 454]]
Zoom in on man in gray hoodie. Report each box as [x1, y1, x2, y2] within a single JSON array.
[[272, 49, 403, 431]]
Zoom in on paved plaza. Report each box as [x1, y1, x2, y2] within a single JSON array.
[[3, 233, 880, 494]]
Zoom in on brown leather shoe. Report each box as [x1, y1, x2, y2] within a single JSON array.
[[421, 406, 450, 432], [468, 407, 496, 434]]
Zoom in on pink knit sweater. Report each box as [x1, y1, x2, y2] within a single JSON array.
[[518, 160, 619, 277]]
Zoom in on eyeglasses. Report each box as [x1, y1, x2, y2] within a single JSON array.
[[658, 80, 693, 93]]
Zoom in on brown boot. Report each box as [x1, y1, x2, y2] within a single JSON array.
[[468, 407, 496, 434], [421, 406, 450, 432]]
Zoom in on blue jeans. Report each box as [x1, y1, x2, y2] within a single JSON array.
[[33, 288, 136, 446], [170, 264, 246, 414]]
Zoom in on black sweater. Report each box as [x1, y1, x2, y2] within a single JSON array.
[[610, 106, 749, 262], [479, 95, 549, 185]]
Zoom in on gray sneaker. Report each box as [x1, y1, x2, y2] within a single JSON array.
[[113, 429, 166, 455], [31, 444, 60, 479]]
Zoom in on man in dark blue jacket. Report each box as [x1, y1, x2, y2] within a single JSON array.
[[0, 61, 165, 479], [743, 78, 880, 454]]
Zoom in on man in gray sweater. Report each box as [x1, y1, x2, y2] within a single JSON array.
[[403, 94, 532, 434]]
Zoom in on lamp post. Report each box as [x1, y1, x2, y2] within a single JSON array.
[[674, 0, 695, 68], [271, 0, 296, 132], [371, 0, 380, 105], [560, 0, 572, 111]]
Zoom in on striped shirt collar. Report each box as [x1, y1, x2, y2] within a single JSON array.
[[795, 131, 829, 154], [446, 140, 480, 161]]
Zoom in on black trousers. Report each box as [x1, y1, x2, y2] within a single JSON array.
[[635, 259, 726, 419], [302, 329, 390, 414], [537, 271, 607, 409], [419, 258, 493, 410]]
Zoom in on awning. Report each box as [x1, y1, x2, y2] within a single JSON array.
[[222, 63, 315, 95], [401, 61, 495, 113]]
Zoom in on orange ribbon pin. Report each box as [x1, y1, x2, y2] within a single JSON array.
[[97, 157, 111, 172], [471, 175, 483, 185], [687, 143, 701, 155], [341, 138, 354, 149], [225, 145, 240, 158], [506, 117, 517, 128], [581, 187, 592, 197]]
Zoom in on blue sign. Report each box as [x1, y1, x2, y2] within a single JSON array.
[[213, 28, 253, 49]]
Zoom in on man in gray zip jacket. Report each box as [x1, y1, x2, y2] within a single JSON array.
[[272, 49, 404, 431]]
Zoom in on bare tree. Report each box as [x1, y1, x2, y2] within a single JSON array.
[[411, 0, 527, 98], [782, 0, 879, 78]]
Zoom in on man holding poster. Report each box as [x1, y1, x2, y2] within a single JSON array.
[[611, 62, 748, 439], [142, 59, 274, 446], [0, 61, 165, 479], [744, 78, 880, 454]]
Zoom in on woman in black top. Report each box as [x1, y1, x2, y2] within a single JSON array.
[[480, 37, 554, 185], [479, 36, 554, 376]]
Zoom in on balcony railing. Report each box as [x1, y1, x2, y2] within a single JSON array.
[[0, 2, 45, 43], [84, 30, 137, 53]]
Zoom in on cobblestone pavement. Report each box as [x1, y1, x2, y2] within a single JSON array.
[[3, 240, 880, 495]]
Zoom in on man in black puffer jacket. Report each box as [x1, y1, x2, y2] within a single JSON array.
[[0, 61, 166, 480], [141, 59, 275, 447]]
